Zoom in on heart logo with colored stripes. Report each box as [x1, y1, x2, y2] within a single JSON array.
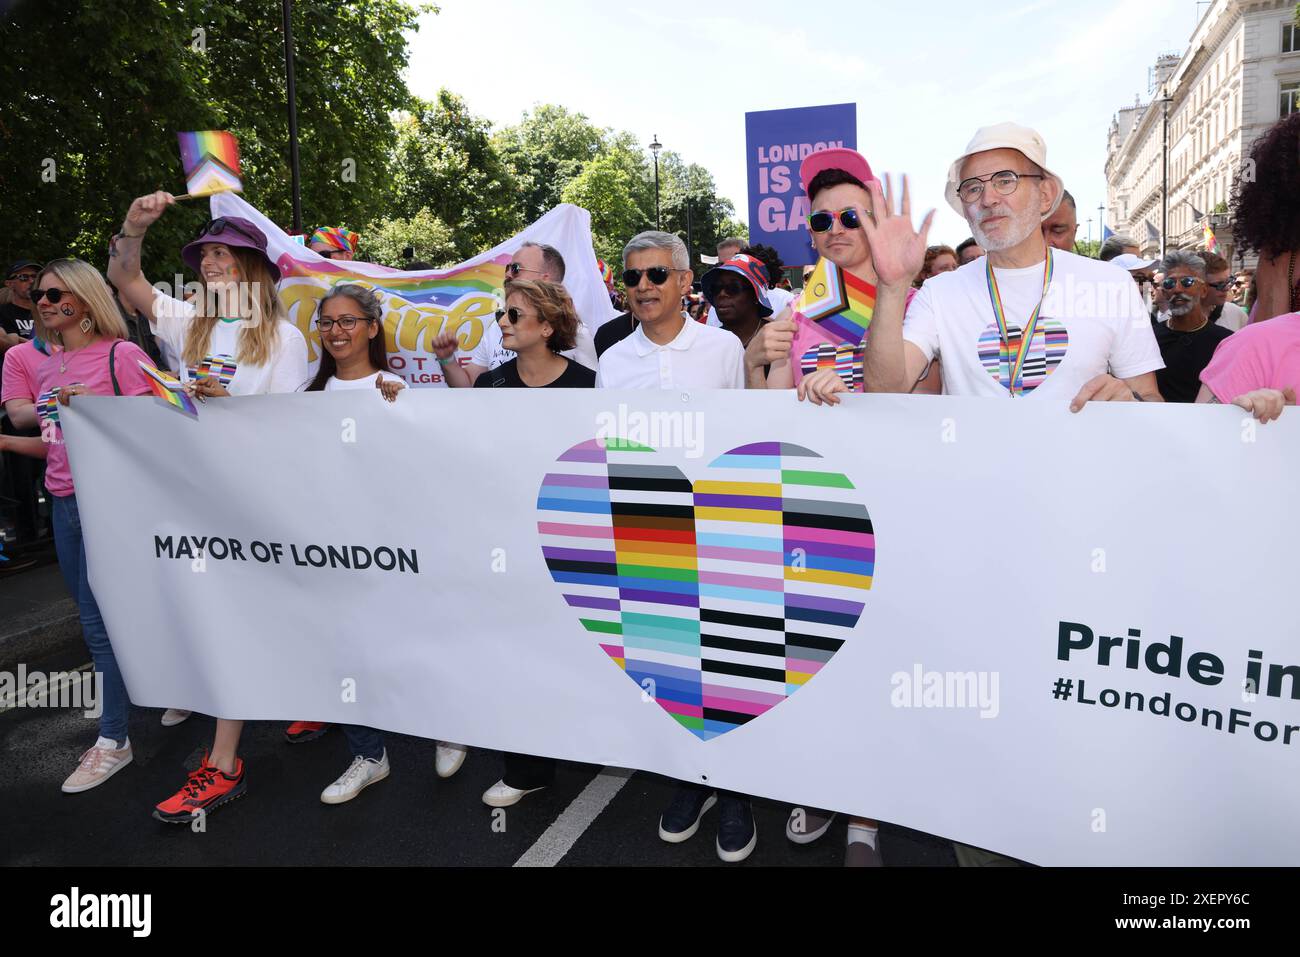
[[976, 318, 1069, 394], [537, 439, 874, 740]]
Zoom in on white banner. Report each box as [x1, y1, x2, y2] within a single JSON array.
[[209, 193, 617, 385], [60, 391, 1299, 865]]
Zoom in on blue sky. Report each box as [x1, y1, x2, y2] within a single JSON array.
[[408, 0, 1201, 248]]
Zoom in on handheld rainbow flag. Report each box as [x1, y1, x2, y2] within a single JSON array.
[[195, 355, 237, 387], [176, 131, 243, 199], [795, 257, 876, 345], [1202, 219, 1218, 253], [139, 362, 199, 418], [37, 387, 62, 424]]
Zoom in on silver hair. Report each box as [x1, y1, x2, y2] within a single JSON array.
[[623, 231, 688, 270], [319, 283, 384, 323], [1160, 249, 1206, 278], [520, 241, 566, 280], [1098, 234, 1138, 261]]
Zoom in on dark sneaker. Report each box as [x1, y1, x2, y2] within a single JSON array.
[[716, 793, 757, 862], [786, 807, 837, 844], [284, 721, 331, 744], [153, 754, 245, 823], [657, 785, 717, 843]]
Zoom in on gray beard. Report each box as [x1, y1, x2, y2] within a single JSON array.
[[1168, 297, 1195, 317], [970, 207, 1040, 252]]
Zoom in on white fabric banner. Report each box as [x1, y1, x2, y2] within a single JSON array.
[[209, 193, 616, 385], [60, 391, 1299, 865]]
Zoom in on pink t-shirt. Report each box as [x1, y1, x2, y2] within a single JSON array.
[[1199, 312, 1300, 403], [1, 339, 56, 405], [35, 339, 154, 497]]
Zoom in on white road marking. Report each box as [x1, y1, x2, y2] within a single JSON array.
[[513, 767, 633, 867], [0, 663, 93, 714]]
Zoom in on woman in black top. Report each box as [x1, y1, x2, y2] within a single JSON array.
[[434, 279, 595, 389], [435, 278, 592, 807]]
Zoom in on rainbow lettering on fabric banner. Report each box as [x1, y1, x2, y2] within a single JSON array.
[[177, 131, 243, 197], [139, 362, 199, 417], [195, 355, 237, 386], [795, 258, 876, 345]]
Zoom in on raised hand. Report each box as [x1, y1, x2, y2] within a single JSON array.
[[860, 174, 934, 290], [432, 330, 459, 360], [124, 191, 176, 233]]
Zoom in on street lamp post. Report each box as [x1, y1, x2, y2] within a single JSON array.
[[283, 0, 302, 234], [650, 134, 662, 230]]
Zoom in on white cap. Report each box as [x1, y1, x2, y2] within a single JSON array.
[[1111, 253, 1157, 271], [945, 122, 1065, 218]]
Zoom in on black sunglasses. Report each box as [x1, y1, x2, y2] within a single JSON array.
[[808, 208, 863, 233], [1207, 279, 1233, 291], [622, 266, 682, 287], [1161, 276, 1200, 290], [195, 217, 260, 245], [31, 287, 70, 304], [495, 307, 527, 324], [505, 262, 545, 278]]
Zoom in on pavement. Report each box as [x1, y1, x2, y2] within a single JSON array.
[[0, 561, 960, 867]]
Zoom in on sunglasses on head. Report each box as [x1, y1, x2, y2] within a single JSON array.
[[1161, 276, 1201, 290], [195, 217, 260, 245], [622, 266, 682, 287], [31, 287, 71, 304], [505, 262, 545, 278], [807, 207, 865, 233]]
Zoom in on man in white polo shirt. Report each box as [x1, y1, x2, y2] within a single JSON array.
[[817, 122, 1163, 409], [596, 231, 744, 390]]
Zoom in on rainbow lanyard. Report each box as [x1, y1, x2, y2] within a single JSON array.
[[984, 248, 1054, 397]]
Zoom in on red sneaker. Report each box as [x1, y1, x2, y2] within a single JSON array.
[[153, 754, 245, 823], [284, 721, 331, 744]]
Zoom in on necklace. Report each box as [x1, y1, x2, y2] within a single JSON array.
[[1168, 314, 1209, 334]]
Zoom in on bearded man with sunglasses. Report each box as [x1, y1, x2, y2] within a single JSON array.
[[1150, 249, 1233, 402]]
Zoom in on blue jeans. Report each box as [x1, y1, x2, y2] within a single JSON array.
[[342, 725, 384, 761], [51, 493, 129, 742]]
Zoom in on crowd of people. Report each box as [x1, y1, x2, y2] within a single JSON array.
[[0, 111, 1296, 867]]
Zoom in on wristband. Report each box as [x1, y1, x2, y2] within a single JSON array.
[[437, 356, 456, 366]]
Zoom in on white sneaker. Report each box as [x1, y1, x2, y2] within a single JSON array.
[[321, 750, 390, 805], [435, 742, 467, 779], [62, 737, 133, 793], [482, 779, 545, 808], [160, 708, 192, 727]]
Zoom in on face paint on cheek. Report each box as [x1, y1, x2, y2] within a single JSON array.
[[60, 305, 75, 317]]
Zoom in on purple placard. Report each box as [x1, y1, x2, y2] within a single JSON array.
[[745, 103, 858, 267]]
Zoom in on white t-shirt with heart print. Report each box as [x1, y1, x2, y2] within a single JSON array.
[[902, 248, 1163, 399]]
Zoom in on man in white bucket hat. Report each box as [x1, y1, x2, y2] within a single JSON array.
[[844, 122, 1164, 409]]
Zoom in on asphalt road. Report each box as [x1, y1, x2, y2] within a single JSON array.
[[1, 656, 957, 867]]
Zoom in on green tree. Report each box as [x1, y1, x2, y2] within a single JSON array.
[[0, 0, 429, 276], [365, 207, 458, 268], [495, 105, 606, 226], [1073, 239, 1101, 259], [561, 152, 650, 269], [389, 90, 521, 260]]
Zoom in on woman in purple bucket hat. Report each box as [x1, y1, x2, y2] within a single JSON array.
[[108, 190, 309, 823]]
